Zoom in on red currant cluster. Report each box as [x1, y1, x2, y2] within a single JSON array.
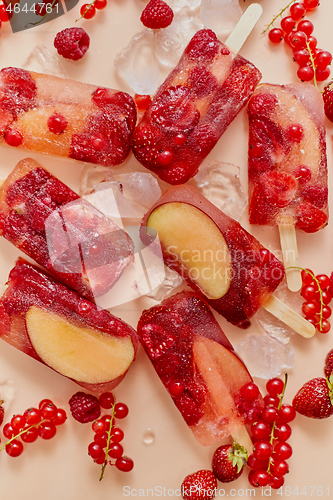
[[301, 269, 332, 334], [78, 0, 107, 20], [0, 399, 67, 457], [267, 0, 332, 83], [87, 392, 133, 480], [248, 376, 295, 489]]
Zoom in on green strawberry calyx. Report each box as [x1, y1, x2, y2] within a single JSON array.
[[327, 373, 333, 405], [228, 442, 248, 474]]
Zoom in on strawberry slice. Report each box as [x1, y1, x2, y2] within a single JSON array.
[[0, 67, 37, 117], [260, 171, 297, 208], [151, 86, 199, 133], [295, 202, 328, 233]]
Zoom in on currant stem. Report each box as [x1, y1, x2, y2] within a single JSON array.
[[267, 373, 288, 474], [99, 403, 116, 481], [0, 423, 37, 451], [262, 0, 297, 34], [75, 0, 96, 22], [26, 0, 59, 27], [306, 41, 319, 89], [287, 266, 324, 329]]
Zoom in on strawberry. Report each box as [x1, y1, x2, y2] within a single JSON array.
[[181, 469, 217, 500], [140, 0, 174, 30], [0, 398, 4, 426], [212, 442, 247, 483], [323, 80, 333, 123], [324, 349, 333, 379], [292, 376, 333, 419]]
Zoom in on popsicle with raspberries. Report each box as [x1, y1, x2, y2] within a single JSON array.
[[140, 184, 315, 338], [0, 67, 136, 166], [0, 158, 134, 302], [131, 4, 263, 185], [248, 83, 328, 291], [137, 290, 263, 446], [0, 259, 139, 392]]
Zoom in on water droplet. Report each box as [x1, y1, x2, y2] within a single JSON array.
[[143, 428, 155, 445]]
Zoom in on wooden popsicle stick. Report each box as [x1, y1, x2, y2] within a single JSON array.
[[225, 3, 263, 53], [261, 294, 315, 339], [231, 426, 253, 454], [278, 224, 302, 292]]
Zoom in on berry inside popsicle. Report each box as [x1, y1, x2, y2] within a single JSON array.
[[140, 185, 285, 329], [0, 158, 134, 301], [132, 29, 261, 185], [0, 259, 139, 392], [0, 67, 136, 166], [248, 83, 328, 233], [137, 290, 263, 446]]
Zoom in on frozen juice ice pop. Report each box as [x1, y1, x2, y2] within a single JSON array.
[[248, 83, 328, 233], [140, 185, 285, 328], [0, 259, 139, 392], [0, 158, 134, 301], [131, 29, 262, 185], [0, 67, 136, 166], [137, 290, 263, 446]]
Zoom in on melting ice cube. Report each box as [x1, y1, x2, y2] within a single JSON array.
[[0, 380, 15, 413], [155, 7, 204, 67], [174, 0, 201, 12], [80, 165, 114, 196], [234, 335, 295, 379], [194, 162, 247, 221], [134, 264, 183, 301], [114, 29, 161, 95], [23, 44, 68, 78], [200, 0, 243, 37]]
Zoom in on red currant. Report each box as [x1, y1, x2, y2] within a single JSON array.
[[268, 475, 285, 489], [321, 290, 332, 305], [114, 403, 129, 419], [280, 16, 296, 33], [39, 399, 54, 410], [261, 406, 279, 423], [21, 426, 39, 443], [5, 129, 23, 147], [297, 65, 314, 81], [98, 392, 115, 409], [94, 433, 108, 448], [303, 0, 320, 11], [38, 421, 57, 439], [53, 409, 67, 426], [23, 408, 42, 426], [315, 51, 333, 70], [240, 382, 260, 401], [271, 459, 289, 477], [6, 439, 24, 457], [41, 403, 58, 421], [302, 301, 320, 318], [247, 454, 269, 471], [297, 19, 314, 37], [322, 305, 332, 319], [88, 442, 104, 459], [290, 2, 306, 20], [307, 36, 317, 51], [266, 378, 284, 397], [287, 123, 304, 142], [274, 422, 292, 442], [301, 269, 314, 284], [263, 394, 280, 407], [316, 67, 331, 82], [274, 441, 293, 460], [268, 28, 284, 44], [47, 113, 68, 134], [301, 284, 318, 301], [293, 49, 310, 66], [289, 30, 307, 51], [11, 415, 26, 431], [169, 381, 185, 397], [253, 441, 273, 460], [92, 419, 107, 434], [278, 403, 296, 423], [3, 423, 16, 439], [317, 319, 331, 334], [80, 3, 96, 18], [251, 420, 272, 440], [115, 456, 134, 472], [94, 0, 107, 8], [108, 442, 123, 459], [111, 427, 124, 443], [250, 469, 270, 487]]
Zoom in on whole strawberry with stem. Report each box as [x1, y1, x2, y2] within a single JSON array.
[[181, 469, 217, 500], [324, 348, 333, 378], [212, 442, 247, 483], [323, 81, 333, 123], [292, 375, 333, 419], [0, 398, 4, 426]]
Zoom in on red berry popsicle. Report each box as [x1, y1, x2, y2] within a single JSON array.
[[248, 83, 328, 290], [0, 259, 139, 392], [137, 290, 264, 446], [140, 185, 315, 338], [132, 28, 262, 185], [0, 67, 136, 166], [0, 158, 134, 301]]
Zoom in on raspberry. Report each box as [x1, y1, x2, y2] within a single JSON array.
[[140, 0, 174, 29], [69, 391, 101, 423], [54, 27, 90, 61]]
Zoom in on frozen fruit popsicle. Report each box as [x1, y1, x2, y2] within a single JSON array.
[[248, 83, 328, 290], [137, 290, 264, 446], [0, 158, 134, 301], [0, 67, 136, 166], [132, 25, 262, 185], [140, 184, 315, 338], [0, 259, 139, 392]]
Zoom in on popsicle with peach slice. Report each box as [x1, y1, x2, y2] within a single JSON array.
[[0, 67, 136, 166], [0, 259, 139, 392], [131, 4, 263, 185], [137, 290, 264, 446], [140, 185, 315, 338], [0, 158, 134, 302], [248, 83, 328, 292]]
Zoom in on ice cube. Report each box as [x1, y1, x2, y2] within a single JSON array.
[[199, 0, 243, 37], [114, 30, 161, 95], [23, 44, 68, 78], [234, 335, 295, 379], [134, 264, 183, 301], [174, 0, 201, 12], [113, 172, 162, 209], [0, 379, 15, 413], [194, 162, 247, 221], [80, 165, 114, 196], [155, 7, 204, 67], [255, 281, 304, 345]]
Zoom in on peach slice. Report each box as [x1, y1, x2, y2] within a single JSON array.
[[147, 202, 231, 299], [26, 306, 135, 385]]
